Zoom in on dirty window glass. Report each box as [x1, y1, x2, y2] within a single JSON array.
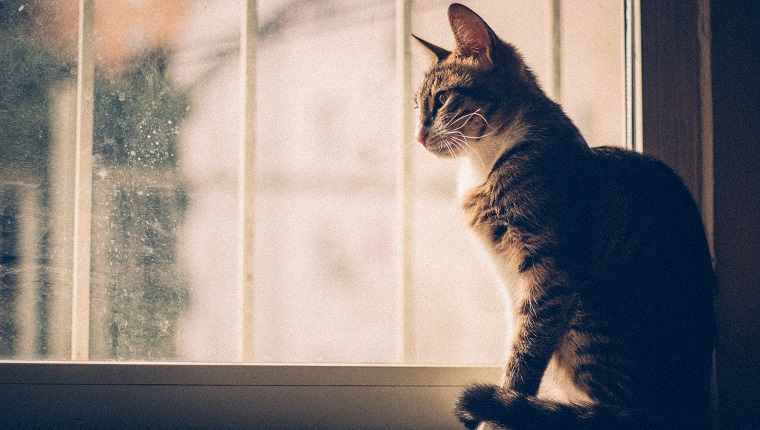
[[0, 0, 623, 363]]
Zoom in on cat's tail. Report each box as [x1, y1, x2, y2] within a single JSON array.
[[454, 384, 705, 430]]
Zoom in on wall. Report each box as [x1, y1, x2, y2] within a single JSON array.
[[712, 2, 760, 429]]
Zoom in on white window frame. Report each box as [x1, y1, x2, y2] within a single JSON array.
[[0, 0, 714, 428]]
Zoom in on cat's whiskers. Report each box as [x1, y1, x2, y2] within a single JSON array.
[[459, 129, 497, 140], [469, 109, 488, 124], [433, 110, 485, 158], [439, 110, 494, 167], [451, 111, 481, 131], [445, 108, 486, 132], [449, 110, 495, 140], [444, 108, 467, 129], [448, 132, 485, 167], [440, 137, 457, 158]]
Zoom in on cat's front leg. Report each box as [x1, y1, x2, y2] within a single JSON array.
[[502, 281, 576, 395], [461, 175, 579, 395], [454, 319, 566, 428]]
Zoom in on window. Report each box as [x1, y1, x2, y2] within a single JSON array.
[[0, 0, 623, 364], [2, 0, 712, 428]]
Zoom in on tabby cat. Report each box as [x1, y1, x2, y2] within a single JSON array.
[[414, 4, 715, 430]]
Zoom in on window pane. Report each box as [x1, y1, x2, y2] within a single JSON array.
[[166, 0, 245, 361], [0, 0, 77, 359], [1, 0, 624, 364], [252, 0, 400, 362], [87, 1, 189, 360], [560, 0, 625, 148]]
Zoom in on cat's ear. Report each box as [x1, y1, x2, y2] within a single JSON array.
[[448, 3, 493, 63], [412, 34, 450, 63]]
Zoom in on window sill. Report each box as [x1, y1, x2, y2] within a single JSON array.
[[0, 361, 500, 429]]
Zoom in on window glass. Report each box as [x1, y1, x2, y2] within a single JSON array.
[[251, 0, 400, 363], [0, 0, 623, 363], [1, 0, 76, 359], [559, 0, 625, 148], [170, 0, 246, 361], [89, 1, 190, 360]]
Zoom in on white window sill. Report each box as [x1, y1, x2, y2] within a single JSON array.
[[0, 362, 501, 429]]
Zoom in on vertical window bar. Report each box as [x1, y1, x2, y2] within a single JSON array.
[[625, 0, 643, 152], [396, 0, 414, 363], [47, 81, 77, 358], [239, 0, 258, 362], [71, 0, 95, 361], [17, 185, 40, 358], [696, 4, 715, 420], [697, 0, 713, 255], [551, 0, 562, 103]]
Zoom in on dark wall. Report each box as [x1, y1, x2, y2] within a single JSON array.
[[712, 1, 760, 429]]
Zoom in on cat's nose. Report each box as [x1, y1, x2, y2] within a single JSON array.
[[416, 126, 429, 147]]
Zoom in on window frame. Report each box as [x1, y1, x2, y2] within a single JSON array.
[[0, 362, 502, 429], [0, 0, 714, 429]]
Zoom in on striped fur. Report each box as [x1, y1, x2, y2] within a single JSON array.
[[415, 4, 715, 430]]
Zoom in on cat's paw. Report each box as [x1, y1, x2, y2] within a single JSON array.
[[454, 384, 518, 429]]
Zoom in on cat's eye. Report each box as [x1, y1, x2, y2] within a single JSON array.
[[432, 91, 448, 113], [436, 92, 448, 107]]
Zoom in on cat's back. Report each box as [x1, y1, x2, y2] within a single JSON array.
[[582, 145, 714, 317], [586, 146, 711, 264], [590, 145, 696, 211], [580, 145, 715, 420]]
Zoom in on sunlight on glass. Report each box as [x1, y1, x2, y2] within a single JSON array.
[[252, 0, 400, 363], [0, 0, 622, 364]]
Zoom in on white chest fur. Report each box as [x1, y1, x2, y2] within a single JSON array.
[[463, 216, 529, 336], [458, 150, 593, 407], [457, 150, 531, 314], [455, 135, 505, 201], [464, 217, 594, 407]]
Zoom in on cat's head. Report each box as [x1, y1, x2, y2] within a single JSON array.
[[414, 3, 539, 158]]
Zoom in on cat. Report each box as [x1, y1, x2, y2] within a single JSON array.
[[414, 4, 715, 430]]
